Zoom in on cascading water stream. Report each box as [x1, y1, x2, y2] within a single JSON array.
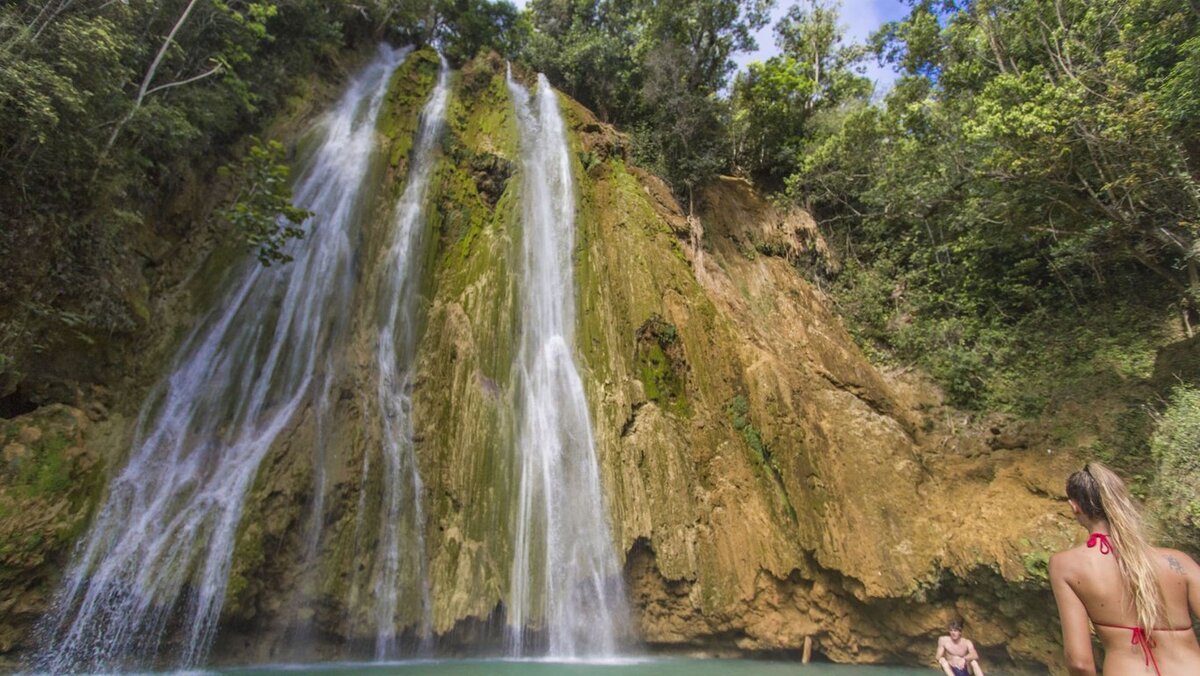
[[372, 56, 450, 660], [505, 69, 630, 658], [31, 44, 411, 673]]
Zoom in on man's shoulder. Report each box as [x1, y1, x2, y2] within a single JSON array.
[[936, 635, 950, 644]]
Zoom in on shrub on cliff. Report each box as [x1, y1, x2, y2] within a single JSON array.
[[218, 138, 312, 265], [1151, 385, 1200, 550]]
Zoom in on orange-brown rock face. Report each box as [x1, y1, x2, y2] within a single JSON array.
[[0, 404, 110, 659], [565, 98, 1078, 672]]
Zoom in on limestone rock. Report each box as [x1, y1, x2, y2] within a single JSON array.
[[0, 404, 108, 666], [1, 51, 1092, 675]]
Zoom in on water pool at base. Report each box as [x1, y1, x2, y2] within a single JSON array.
[[219, 658, 935, 676]]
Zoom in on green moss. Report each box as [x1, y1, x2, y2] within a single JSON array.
[[31, 432, 69, 496], [1019, 539, 1052, 582], [8, 430, 70, 498], [728, 394, 798, 523], [572, 154, 692, 389], [411, 56, 523, 622], [378, 48, 442, 173], [570, 161, 612, 384], [420, 64, 519, 337], [0, 407, 106, 593], [639, 345, 668, 401], [729, 395, 766, 459], [634, 315, 689, 416], [224, 522, 265, 605], [127, 281, 152, 324], [456, 70, 518, 159], [433, 156, 493, 262], [431, 64, 517, 265]]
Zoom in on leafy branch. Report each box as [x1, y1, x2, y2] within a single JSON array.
[[217, 138, 311, 266]]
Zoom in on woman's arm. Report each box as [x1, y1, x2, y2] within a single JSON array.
[[1179, 550, 1200, 619], [1050, 553, 1097, 676]]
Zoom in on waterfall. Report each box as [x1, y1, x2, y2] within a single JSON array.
[[31, 44, 411, 673], [371, 55, 450, 659], [505, 70, 630, 658]]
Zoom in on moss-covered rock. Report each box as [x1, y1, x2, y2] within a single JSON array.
[[411, 51, 521, 636], [0, 405, 107, 659], [379, 49, 442, 175], [634, 315, 689, 416], [217, 46, 447, 654]]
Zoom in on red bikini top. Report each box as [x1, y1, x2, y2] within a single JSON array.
[[1087, 531, 1113, 555], [1086, 532, 1192, 676], [1089, 622, 1195, 676]]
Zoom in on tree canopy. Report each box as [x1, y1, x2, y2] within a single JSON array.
[[3, 0, 1199, 421], [783, 0, 1200, 408]]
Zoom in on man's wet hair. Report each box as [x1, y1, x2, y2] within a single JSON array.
[[949, 620, 963, 632]]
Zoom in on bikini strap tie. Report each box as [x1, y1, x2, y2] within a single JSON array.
[[1130, 627, 1161, 676], [1087, 532, 1113, 555]]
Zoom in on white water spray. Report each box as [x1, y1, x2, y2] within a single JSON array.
[[32, 44, 411, 673], [505, 70, 630, 657], [372, 56, 450, 659]]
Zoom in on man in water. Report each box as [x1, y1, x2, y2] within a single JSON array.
[[936, 620, 985, 676]]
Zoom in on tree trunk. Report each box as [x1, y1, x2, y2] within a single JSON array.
[[97, 0, 206, 166]]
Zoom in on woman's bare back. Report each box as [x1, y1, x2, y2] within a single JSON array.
[[1052, 542, 1200, 674]]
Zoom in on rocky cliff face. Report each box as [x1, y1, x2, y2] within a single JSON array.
[[0, 48, 1084, 672], [560, 106, 1075, 671]]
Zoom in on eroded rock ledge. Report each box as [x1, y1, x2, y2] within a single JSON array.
[[625, 536, 1059, 672]]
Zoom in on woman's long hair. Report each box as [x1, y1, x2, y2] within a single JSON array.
[[1066, 462, 1165, 635]]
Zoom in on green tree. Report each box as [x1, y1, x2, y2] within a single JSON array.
[[773, 0, 862, 105], [521, 0, 770, 202], [437, 0, 525, 65], [638, 41, 730, 206], [523, 0, 644, 122], [0, 0, 362, 385], [217, 138, 312, 266], [782, 0, 1200, 408], [1151, 386, 1200, 549], [730, 0, 869, 182], [95, 0, 277, 168], [639, 0, 771, 200], [643, 0, 772, 93]]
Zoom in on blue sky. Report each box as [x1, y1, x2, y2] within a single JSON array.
[[733, 0, 911, 92]]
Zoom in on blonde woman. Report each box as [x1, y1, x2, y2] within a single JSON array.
[[1049, 462, 1200, 675]]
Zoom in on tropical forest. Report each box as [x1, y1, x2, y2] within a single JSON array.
[[1, 0, 1198, 673]]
